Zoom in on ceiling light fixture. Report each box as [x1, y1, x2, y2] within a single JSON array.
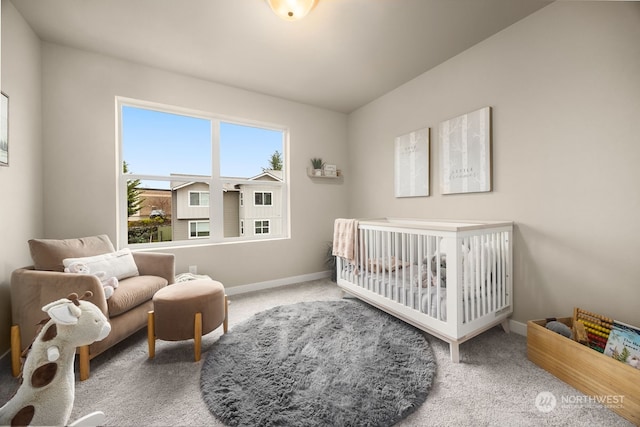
[[267, 0, 317, 21]]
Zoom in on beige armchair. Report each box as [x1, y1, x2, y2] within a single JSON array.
[[10, 235, 175, 380]]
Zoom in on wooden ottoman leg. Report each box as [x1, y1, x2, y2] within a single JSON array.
[[148, 311, 156, 359], [79, 345, 90, 381], [223, 295, 229, 334], [194, 312, 202, 362], [11, 325, 21, 377]]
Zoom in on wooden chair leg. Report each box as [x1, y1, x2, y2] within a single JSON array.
[[79, 345, 90, 381], [223, 295, 229, 334], [194, 312, 202, 362], [147, 311, 156, 359], [11, 325, 21, 377]]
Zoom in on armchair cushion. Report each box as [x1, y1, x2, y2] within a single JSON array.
[[28, 235, 115, 272], [107, 275, 168, 317], [63, 248, 139, 280]]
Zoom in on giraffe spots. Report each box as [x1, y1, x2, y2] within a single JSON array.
[[11, 405, 34, 426], [31, 362, 57, 388], [42, 324, 57, 342]]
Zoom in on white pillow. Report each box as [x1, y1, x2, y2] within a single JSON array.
[[63, 248, 139, 280]]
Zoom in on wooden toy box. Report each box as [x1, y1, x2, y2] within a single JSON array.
[[527, 318, 640, 425]]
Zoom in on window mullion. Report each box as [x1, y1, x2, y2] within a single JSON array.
[[210, 119, 223, 241]]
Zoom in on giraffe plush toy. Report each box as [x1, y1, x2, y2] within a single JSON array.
[[0, 292, 111, 426]]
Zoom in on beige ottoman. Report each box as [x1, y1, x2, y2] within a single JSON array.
[[147, 279, 228, 361]]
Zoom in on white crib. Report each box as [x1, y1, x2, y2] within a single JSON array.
[[335, 218, 513, 362]]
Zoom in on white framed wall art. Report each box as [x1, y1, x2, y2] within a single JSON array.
[[394, 126, 430, 198], [439, 106, 491, 195]]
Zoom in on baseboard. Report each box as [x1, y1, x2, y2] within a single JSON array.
[[509, 319, 527, 337], [224, 271, 332, 296]]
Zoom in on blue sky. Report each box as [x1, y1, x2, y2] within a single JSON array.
[[122, 106, 283, 187]]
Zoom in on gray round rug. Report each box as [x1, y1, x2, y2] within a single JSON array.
[[200, 299, 436, 427]]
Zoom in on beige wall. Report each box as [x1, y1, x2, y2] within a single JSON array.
[[0, 0, 43, 354], [347, 2, 640, 326], [39, 43, 349, 288]]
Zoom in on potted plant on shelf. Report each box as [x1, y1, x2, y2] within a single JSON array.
[[310, 158, 324, 176]]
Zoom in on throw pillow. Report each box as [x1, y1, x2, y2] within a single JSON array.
[[63, 248, 139, 281]]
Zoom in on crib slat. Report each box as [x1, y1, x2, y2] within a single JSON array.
[[501, 232, 506, 308], [417, 235, 423, 313], [475, 235, 481, 321], [409, 234, 414, 309], [492, 234, 497, 312], [489, 233, 495, 313], [365, 228, 370, 290], [378, 230, 383, 295], [375, 229, 380, 293], [481, 234, 487, 316], [496, 233, 501, 308], [435, 235, 440, 320], [496, 233, 507, 310], [463, 236, 469, 324], [386, 231, 391, 298], [404, 233, 409, 305], [436, 241, 442, 320]]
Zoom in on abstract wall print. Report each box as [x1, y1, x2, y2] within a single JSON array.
[[439, 106, 491, 194], [0, 92, 7, 166], [394, 127, 429, 197]]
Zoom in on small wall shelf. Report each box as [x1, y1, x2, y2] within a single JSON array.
[[307, 167, 342, 179]]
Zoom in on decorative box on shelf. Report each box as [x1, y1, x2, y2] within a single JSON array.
[[527, 317, 640, 424], [323, 164, 337, 177]]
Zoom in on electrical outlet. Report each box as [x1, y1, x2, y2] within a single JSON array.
[[188, 265, 198, 274]]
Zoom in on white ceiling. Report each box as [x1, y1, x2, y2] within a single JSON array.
[[10, 0, 551, 113]]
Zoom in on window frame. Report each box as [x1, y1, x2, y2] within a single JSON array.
[[189, 220, 210, 239], [254, 191, 273, 206], [189, 191, 210, 207], [254, 219, 270, 235], [117, 97, 289, 249]]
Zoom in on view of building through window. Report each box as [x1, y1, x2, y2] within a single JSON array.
[[120, 102, 286, 245]]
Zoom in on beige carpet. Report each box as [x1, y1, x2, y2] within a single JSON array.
[[0, 279, 633, 426]]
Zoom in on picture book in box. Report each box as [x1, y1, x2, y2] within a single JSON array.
[[604, 320, 640, 370]]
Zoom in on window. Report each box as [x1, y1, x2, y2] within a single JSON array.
[[189, 191, 209, 207], [189, 221, 210, 238], [254, 191, 273, 206], [119, 98, 288, 248], [255, 220, 270, 235]]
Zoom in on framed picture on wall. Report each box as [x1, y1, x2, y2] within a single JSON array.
[[439, 106, 491, 194], [0, 92, 8, 167], [394, 126, 430, 197]]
